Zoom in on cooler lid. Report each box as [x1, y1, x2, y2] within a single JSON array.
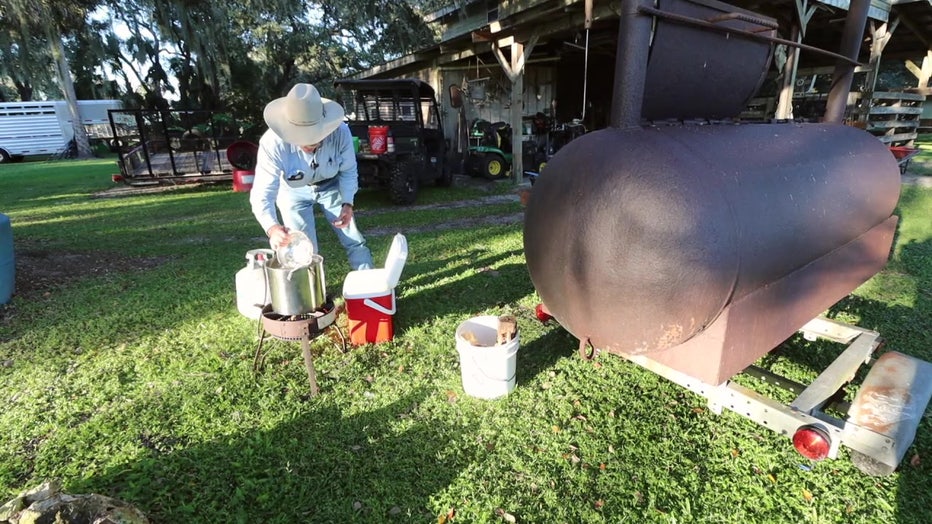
[[384, 233, 408, 288]]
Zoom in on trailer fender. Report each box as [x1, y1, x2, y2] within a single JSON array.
[[847, 351, 932, 475]]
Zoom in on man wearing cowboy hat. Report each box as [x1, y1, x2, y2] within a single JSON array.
[[250, 83, 374, 270]]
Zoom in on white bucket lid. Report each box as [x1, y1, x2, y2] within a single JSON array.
[[383, 233, 408, 288]]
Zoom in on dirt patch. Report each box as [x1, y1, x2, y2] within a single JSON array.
[[10, 244, 171, 299], [92, 182, 217, 199]]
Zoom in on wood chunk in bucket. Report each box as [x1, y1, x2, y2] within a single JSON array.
[[461, 329, 484, 346], [497, 315, 518, 345]]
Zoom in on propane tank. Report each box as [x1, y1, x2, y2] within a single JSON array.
[[235, 249, 275, 319]]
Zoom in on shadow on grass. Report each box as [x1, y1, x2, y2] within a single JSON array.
[[398, 254, 531, 323], [68, 389, 473, 523], [514, 326, 580, 385]]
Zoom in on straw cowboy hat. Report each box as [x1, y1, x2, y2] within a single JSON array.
[[263, 84, 345, 145]]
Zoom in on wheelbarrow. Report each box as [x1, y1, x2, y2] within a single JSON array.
[[889, 145, 920, 174]]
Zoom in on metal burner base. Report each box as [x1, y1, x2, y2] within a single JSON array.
[[253, 299, 346, 396], [261, 302, 338, 341]]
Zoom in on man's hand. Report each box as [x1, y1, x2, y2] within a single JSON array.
[[266, 224, 289, 249], [332, 204, 354, 229]]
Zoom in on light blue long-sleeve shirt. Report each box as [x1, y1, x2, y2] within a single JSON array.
[[250, 123, 359, 234]]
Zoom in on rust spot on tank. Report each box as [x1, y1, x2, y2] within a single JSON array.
[[656, 323, 686, 350]]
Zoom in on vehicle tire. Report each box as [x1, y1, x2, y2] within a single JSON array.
[[850, 450, 897, 477], [436, 162, 453, 187], [0, 149, 11, 164], [390, 156, 420, 205], [482, 152, 508, 180]]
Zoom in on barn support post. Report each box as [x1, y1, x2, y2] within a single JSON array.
[[905, 51, 932, 88], [899, 12, 932, 88], [845, 17, 899, 126], [775, 0, 816, 120], [493, 34, 538, 184]]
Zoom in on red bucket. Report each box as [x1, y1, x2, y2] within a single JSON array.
[[232, 169, 254, 192], [368, 125, 389, 154]]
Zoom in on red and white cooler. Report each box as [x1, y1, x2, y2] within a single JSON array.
[[342, 233, 408, 345]]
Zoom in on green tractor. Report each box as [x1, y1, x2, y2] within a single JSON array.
[[465, 119, 513, 179]]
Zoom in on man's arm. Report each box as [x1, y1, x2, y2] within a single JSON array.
[[250, 130, 285, 234], [334, 124, 359, 207]]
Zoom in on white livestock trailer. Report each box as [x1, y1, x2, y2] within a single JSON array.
[[0, 99, 122, 162]]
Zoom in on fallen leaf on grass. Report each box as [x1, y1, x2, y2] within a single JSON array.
[[552, 425, 561, 433], [768, 473, 777, 484], [599, 463, 607, 471], [438, 507, 456, 523], [495, 508, 516, 523], [910, 453, 921, 467], [478, 267, 501, 277], [594, 499, 604, 509], [445, 390, 458, 403], [730, 449, 740, 458], [802, 489, 814, 502], [564, 453, 580, 465]]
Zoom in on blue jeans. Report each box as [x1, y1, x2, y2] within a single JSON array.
[[277, 180, 373, 271]]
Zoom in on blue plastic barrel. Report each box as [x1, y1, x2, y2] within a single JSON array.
[[0, 213, 14, 305]]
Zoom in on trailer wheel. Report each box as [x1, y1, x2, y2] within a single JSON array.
[[0, 148, 10, 164], [850, 450, 897, 477]]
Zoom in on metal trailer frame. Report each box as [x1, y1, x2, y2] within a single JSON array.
[[618, 316, 932, 476], [108, 108, 249, 186]]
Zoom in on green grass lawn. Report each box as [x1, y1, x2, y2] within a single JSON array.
[[0, 153, 930, 523]]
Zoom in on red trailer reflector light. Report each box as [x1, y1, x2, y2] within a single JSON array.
[[793, 425, 831, 461], [535, 303, 553, 323]]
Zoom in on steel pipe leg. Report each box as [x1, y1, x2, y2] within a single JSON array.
[[332, 323, 347, 354], [301, 335, 319, 396], [253, 333, 268, 374]]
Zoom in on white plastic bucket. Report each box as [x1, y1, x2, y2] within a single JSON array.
[[455, 316, 520, 399]]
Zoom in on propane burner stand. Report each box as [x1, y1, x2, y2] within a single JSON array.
[[253, 299, 346, 396]]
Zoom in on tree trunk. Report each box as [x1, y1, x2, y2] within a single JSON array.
[[51, 36, 93, 159]]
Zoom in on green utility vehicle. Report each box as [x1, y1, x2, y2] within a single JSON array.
[[335, 79, 452, 205]]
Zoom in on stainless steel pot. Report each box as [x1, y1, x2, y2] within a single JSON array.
[[264, 254, 326, 315]]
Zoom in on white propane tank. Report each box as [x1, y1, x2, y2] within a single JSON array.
[[235, 249, 275, 319]]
